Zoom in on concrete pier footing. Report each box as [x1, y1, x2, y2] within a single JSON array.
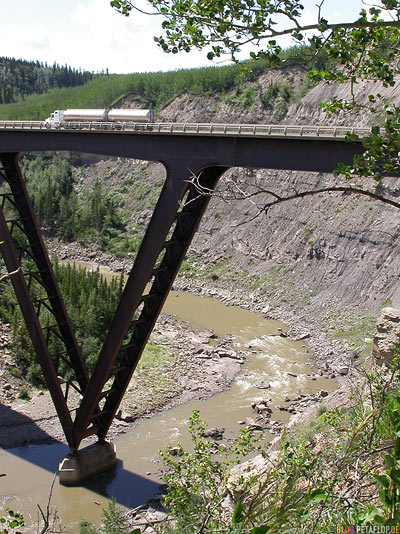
[[59, 441, 117, 485]]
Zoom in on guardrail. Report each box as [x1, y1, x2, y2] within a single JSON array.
[[0, 121, 371, 140]]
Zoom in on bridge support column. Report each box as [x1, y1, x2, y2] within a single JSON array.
[[0, 154, 228, 470], [72, 164, 229, 450], [58, 440, 117, 485]]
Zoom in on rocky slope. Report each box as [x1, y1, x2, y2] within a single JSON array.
[[37, 64, 400, 364], [1, 62, 400, 442], [113, 66, 400, 348]]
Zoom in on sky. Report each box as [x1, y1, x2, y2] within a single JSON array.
[[0, 1, 375, 74]]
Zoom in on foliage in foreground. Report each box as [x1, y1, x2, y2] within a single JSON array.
[[0, 508, 24, 534], [79, 499, 139, 534], [155, 355, 400, 533], [4, 357, 400, 532]]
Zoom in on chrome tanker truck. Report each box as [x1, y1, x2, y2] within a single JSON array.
[[44, 108, 155, 129]]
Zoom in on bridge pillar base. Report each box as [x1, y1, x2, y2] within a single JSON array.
[[59, 441, 116, 485]]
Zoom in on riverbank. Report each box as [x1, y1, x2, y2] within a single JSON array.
[[1, 232, 365, 448], [0, 241, 367, 532], [45, 234, 358, 380], [0, 312, 244, 448]]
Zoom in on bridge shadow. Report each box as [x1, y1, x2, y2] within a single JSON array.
[[0, 401, 162, 510]]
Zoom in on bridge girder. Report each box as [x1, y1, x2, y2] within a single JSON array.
[[0, 129, 368, 473]]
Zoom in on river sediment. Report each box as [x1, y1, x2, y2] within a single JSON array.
[[45, 235, 354, 375], [0, 243, 349, 531], [0, 238, 354, 450], [0, 312, 243, 449]]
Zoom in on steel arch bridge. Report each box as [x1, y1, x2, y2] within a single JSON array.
[[0, 123, 366, 482]]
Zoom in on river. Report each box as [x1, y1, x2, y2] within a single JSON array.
[[0, 262, 336, 532]]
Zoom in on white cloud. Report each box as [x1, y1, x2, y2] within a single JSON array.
[[0, 0, 377, 73], [0, 0, 213, 72]]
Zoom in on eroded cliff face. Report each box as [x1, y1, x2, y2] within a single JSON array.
[[156, 66, 400, 319], [95, 66, 400, 324], [188, 168, 400, 317]]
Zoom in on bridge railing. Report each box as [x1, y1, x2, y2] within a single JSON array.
[[0, 120, 372, 140]]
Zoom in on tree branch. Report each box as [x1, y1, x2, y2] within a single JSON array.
[[0, 267, 21, 282]]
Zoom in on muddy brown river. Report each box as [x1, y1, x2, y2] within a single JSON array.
[[1, 263, 336, 531]]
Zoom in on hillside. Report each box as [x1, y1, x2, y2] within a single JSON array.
[[1, 57, 400, 532], [56, 64, 399, 363], [1, 59, 400, 391], [0, 56, 95, 104]]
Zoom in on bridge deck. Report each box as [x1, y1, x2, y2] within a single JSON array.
[[0, 122, 375, 480], [0, 121, 371, 141]]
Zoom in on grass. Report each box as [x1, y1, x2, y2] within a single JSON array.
[[18, 385, 30, 400], [138, 342, 171, 370], [123, 341, 180, 413], [332, 314, 376, 355]]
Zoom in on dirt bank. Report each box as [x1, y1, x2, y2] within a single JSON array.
[[44, 237, 355, 378], [0, 237, 355, 450], [0, 313, 243, 449]]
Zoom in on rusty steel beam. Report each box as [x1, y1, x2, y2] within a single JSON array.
[[94, 165, 229, 443], [0, 154, 89, 395], [72, 165, 228, 448], [0, 129, 366, 176], [0, 185, 75, 447], [74, 167, 226, 446], [0, 151, 227, 452]]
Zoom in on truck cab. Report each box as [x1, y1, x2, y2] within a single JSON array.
[[44, 110, 64, 129]]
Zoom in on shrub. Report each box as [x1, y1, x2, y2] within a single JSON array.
[[18, 386, 30, 400], [156, 355, 400, 532]]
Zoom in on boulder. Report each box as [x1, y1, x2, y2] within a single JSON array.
[[115, 410, 135, 422], [204, 427, 225, 440], [245, 418, 263, 430], [295, 333, 311, 340], [254, 381, 271, 390], [169, 447, 183, 456], [372, 307, 400, 365]]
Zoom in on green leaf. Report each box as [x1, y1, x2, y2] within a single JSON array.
[[250, 526, 270, 533], [309, 489, 327, 502], [232, 500, 243, 524], [378, 488, 392, 507], [374, 474, 390, 489], [385, 454, 395, 469]]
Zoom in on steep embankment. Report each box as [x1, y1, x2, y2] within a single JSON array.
[[2, 63, 400, 411], [112, 65, 400, 357]]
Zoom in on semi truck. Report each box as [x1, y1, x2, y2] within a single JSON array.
[[44, 108, 155, 129]]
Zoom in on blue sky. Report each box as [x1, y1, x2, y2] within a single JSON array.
[[0, 1, 371, 73]]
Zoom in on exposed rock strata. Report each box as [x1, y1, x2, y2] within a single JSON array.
[[372, 307, 400, 365]]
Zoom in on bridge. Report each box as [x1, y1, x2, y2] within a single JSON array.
[[0, 123, 366, 483]]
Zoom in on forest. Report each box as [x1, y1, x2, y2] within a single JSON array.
[[20, 155, 129, 247], [0, 57, 96, 105], [0, 154, 139, 383], [0, 45, 330, 120], [0, 259, 124, 384]]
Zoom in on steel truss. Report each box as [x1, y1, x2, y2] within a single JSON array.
[[0, 152, 227, 452]]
